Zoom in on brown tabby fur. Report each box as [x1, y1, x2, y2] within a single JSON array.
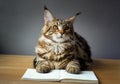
[[34, 6, 92, 74]]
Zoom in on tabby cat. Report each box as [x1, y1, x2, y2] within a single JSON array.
[[34, 6, 92, 74]]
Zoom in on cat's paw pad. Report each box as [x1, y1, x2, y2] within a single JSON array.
[[36, 61, 51, 73], [66, 61, 80, 74]]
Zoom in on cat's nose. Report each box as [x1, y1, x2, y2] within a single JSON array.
[[59, 30, 64, 35]]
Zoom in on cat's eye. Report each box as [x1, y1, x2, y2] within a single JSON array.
[[49, 31, 53, 34], [63, 24, 70, 30], [53, 25, 58, 29]]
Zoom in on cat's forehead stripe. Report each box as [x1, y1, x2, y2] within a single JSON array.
[[57, 19, 66, 25], [57, 20, 65, 30]]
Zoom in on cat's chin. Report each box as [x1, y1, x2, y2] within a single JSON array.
[[52, 37, 70, 43]]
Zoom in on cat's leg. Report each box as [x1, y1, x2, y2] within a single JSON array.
[[33, 57, 37, 68], [36, 60, 54, 73], [66, 60, 80, 74], [35, 45, 55, 73]]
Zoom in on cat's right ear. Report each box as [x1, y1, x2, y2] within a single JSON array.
[[65, 12, 81, 23], [44, 6, 55, 24]]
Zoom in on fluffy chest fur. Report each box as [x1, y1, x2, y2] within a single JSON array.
[[45, 38, 75, 54], [36, 35, 76, 61], [48, 43, 68, 55]]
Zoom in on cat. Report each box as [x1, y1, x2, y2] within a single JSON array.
[[33, 6, 92, 74]]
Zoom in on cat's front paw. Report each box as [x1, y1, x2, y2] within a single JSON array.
[[36, 61, 51, 73], [66, 60, 80, 74]]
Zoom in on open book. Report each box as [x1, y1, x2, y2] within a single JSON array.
[[22, 68, 98, 84]]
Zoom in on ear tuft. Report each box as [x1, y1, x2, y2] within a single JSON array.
[[75, 12, 82, 16], [44, 5, 48, 10]]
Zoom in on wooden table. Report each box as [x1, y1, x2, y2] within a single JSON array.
[[0, 55, 120, 84]]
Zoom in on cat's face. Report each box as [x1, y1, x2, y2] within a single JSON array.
[[43, 19, 74, 43], [42, 6, 81, 43]]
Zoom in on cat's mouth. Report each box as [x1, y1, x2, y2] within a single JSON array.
[[52, 39, 70, 43], [52, 36, 70, 43]]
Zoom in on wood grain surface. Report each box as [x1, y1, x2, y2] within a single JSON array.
[[0, 55, 120, 84]]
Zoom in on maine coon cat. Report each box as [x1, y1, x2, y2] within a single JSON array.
[[34, 6, 92, 74]]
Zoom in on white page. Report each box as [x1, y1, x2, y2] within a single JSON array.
[[22, 68, 60, 81], [60, 70, 98, 81]]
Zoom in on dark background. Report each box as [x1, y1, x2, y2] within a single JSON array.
[[0, 0, 120, 59]]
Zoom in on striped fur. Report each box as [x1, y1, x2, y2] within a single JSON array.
[[34, 6, 92, 74]]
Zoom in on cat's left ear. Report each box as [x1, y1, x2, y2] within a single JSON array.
[[66, 12, 81, 23], [44, 6, 55, 24]]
